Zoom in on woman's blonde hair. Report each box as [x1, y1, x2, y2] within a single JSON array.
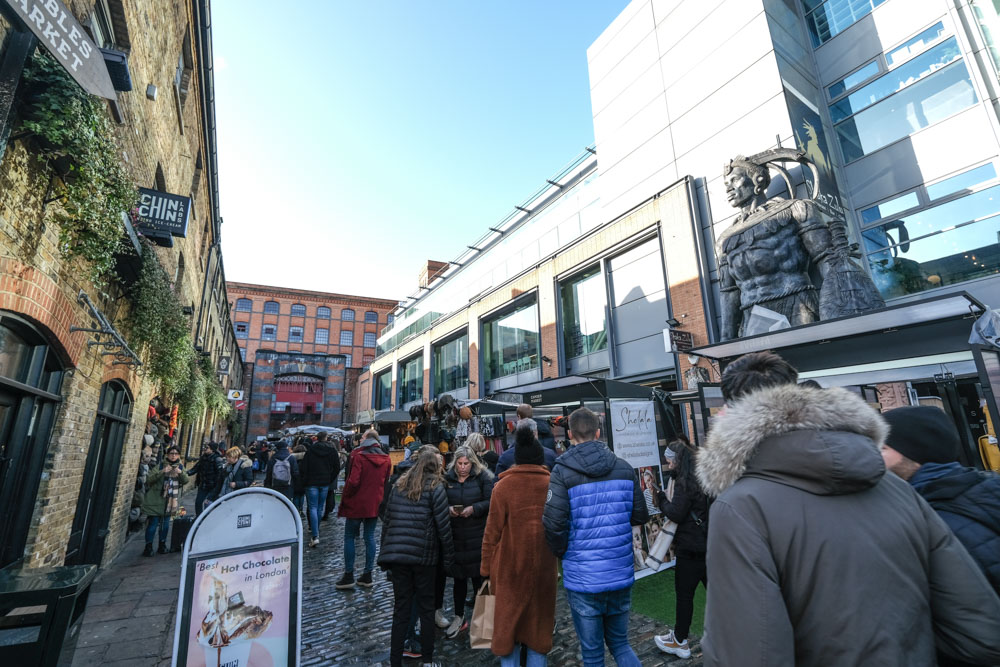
[[225, 446, 242, 459], [464, 432, 486, 454], [396, 448, 444, 501], [448, 445, 493, 480]]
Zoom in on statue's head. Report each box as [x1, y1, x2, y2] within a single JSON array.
[[723, 156, 771, 209]]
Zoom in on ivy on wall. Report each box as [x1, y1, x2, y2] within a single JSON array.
[[18, 51, 138, 288]]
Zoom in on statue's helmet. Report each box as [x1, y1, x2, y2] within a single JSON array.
[[724, 155, 771, 194]]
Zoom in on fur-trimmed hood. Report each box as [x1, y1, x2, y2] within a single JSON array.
[[697, 384, 889, 497]]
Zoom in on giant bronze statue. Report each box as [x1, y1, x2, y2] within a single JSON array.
[[717, 149, 884, 340]]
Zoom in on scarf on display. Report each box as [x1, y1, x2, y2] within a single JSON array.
[[161, 465, 180, 515]]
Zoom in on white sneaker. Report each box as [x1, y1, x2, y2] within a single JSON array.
[[434, 608, 449, 628], [308, 537, 319, 548], [445, 615, 466, 639], [655, 629, 691, 659]]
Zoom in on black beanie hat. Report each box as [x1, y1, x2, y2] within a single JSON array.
[[883, 406, 960, 465], [514, 424, 544, 466]]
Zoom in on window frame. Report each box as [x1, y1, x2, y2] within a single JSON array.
[[263, 301, 280, 315], [317, 306, 331, 319], [315, 328, 329, 344], [261, 324, 277, 341], [339, 330, 354, 346], [234, 322, 249, 339], [364, 311, 378, 323], [341, 308, 355, 321], [480, 293, 540, 383], [288, 326, 304, 343], [558, 264, 609, 361], [235, 298, 252, 312], [363, 332, 377, 348]]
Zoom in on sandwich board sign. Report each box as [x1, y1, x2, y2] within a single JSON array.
[[172, 488, 302, 667]]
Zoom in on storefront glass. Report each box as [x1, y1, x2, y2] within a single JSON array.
[[374, 369, 392, 410], [433, 333, 468, 395], [398, 354, 423, 406], [482, 299, 539, 382], [560, 267, 607, 359]]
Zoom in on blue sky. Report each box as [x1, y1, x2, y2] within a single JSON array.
[[213, 1, 629, 300]]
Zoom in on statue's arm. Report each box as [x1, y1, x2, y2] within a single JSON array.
[[792, 199, 836, 276], [719, 255, 740, 340]]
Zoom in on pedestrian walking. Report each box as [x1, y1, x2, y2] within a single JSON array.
[[141, 446, 189, 556], [264, 438, 300, 501], [466, 432, 498, 474], [291, 441, 308, 516], [321, 434, 344, 522], [651, 434, 708, 659], [216, 446, 254, 498], [481, 423, 556, 666], [378, 448, 456, 667], [439, 445, 493, 638], [696, 351, 1000, 666], [543, 407, 648, 667], [336, 429, 391, 589], [881, 405, 1000, 594], [300, 431, 341, 547], [187, 442, 225, 517]]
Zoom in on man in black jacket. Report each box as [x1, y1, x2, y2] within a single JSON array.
[[187, 442, 225, 517], [300, 433, 341, 547]]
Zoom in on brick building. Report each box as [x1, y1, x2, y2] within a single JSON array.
[[225, 282, 397, 440], [0, 0, 240, 569]]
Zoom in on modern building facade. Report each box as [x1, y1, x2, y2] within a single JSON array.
[[359, 0, 999, 458], [226, 282, 397, 439], [0, 0, 241, 569]]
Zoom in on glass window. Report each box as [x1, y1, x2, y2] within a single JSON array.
[[374, 369, 392, 409], [830, 38, 962, 124], [398, 355, 423, 405], [433, 333, 469, 395], [835, 59, 977, 162], [289, 326, 303, 343], [363, 332, 376, 348], [315, 328, 329, 344], [886, 22, 946, 68], [340, 330, 353, 346], [262, 325, 277, 341], [866, 214, 1000, 298], [263, 301, 280, 314], [805, 0, 887, 47], [235, 298, 252, 312], [828, 60, 880, 100], [317, 306, 331, 319], [344, 353, 352, 367], [341, 309, 355, 321], [0, 325, 31, 381], [861, 191, 920, 225], [560, 267, 608, 359], [386, 313, 394, 325], [365, 311, 378, 323], [290, 304, 306, 317], [927, 163, 997, 201], [482, 299, 539, 382], [234, 322, 249, 339], [972, 0, 1000, 72]]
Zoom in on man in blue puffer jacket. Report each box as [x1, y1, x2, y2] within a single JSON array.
[[543, 407, 648, 667], [881, 406, 1000, 597]]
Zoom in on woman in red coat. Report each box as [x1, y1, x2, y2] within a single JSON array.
[[480, 424, 556, 665]]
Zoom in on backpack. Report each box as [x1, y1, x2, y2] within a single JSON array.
[[272, 456, 292, 486]]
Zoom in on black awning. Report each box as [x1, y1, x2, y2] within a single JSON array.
[[494, 375, 654, 407], [688, 292, 984, 373]]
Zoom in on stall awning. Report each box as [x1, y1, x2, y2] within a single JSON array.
[[496, 375, 654, 407], [688, 292, 984, 373], [372, 409, 413, 423]]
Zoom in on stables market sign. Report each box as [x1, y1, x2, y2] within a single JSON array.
[[4, 0, 117, 99], [134, 188, 192, 242]]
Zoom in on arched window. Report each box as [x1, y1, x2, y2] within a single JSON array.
[[66, 380, 133, 566], [264, 301, 280, 314], [364, 311, 378, 323], [290, 304, 306, 317], [341, 308, 355, 321], [235, 298, 252, 312], [0, 314, 66, 568], [317, 306, 331, 319]]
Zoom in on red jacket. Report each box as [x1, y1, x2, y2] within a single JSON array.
[[338, 442, 391, 519]]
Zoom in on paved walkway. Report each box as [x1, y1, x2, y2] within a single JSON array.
[[71, 489, 703, 666]]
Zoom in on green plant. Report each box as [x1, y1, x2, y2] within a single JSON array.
[[206, 382, 232, 420], [19, 51, 138, 287]]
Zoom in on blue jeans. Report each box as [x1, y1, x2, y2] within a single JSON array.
[[305, 486, 329, 539], [500, 645, 547, 666], [565, 587, 641, 667], [145, 516, 171, 544], [195, 487, 216, 517], [344, 517, 378, 574]]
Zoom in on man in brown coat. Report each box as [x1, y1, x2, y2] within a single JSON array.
[[697, 352, 1000, 667], [481, 425, 556, 664]]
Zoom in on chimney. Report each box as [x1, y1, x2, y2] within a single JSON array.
[[418, 260, 449, 288]]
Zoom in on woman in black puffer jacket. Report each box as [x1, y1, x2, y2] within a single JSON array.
[[379, 448, 456, 667], [438, 445, 493, 638]]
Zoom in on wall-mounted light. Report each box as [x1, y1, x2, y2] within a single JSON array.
[[666, 317, 682, 327], [146, 84, 157, 100], [542, 355, 553, 366]]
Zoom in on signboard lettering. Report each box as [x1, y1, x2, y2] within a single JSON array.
[[236, 514, 251, 529], [3, 0, 116, 99], [135, 187, 191, 238]]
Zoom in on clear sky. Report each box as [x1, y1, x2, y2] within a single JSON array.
[[213, 1, 629, 302]]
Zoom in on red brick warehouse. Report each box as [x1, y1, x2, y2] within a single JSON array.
[[226, 282, 398, 440]]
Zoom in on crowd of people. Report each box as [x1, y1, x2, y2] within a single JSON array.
[[146, 350, 1000, 667]]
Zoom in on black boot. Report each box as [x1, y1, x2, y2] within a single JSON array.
[[143, 543, 154, 557], [157, 541, 168, 554]]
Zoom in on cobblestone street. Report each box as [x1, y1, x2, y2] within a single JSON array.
[[71, 490, 702, 666]]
